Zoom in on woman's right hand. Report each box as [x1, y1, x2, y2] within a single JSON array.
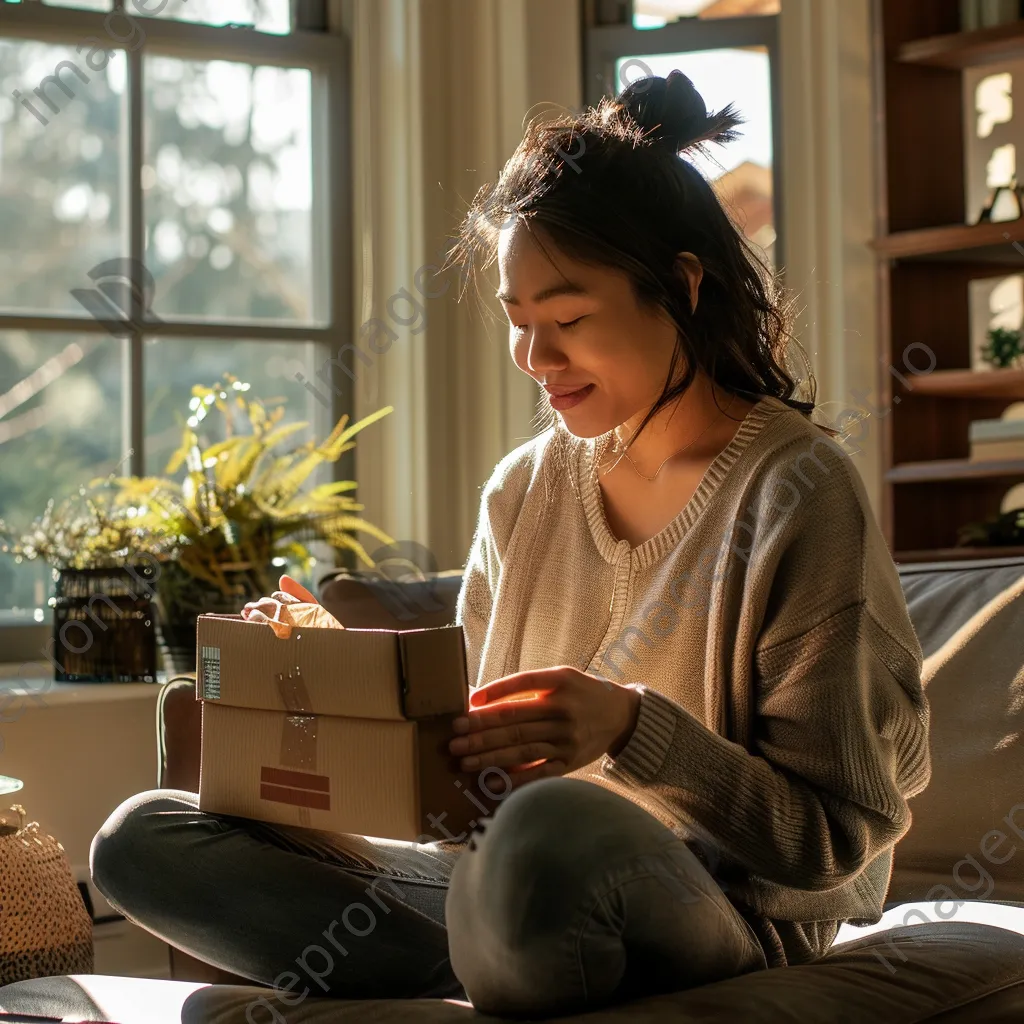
[[241, 574, 319, 623]]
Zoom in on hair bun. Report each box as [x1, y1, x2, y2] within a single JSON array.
[[618, 69, 744, 155]]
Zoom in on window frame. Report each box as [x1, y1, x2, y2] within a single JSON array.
[[0, 0, 353, 657], [584, 5, 786, 269]]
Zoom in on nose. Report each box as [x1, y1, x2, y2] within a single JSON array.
[[513, 324, 569, 377]]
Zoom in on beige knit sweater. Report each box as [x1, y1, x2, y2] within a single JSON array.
[[454, 395, 931, 968]]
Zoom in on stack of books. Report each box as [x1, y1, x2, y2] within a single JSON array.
[[969, 416, 1024, 461]]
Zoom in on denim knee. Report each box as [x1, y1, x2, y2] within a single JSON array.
[[450, 777, 664, 944], [90, 789, 196, 910]]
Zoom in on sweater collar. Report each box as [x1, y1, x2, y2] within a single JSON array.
[[576, 396, 784, 569]]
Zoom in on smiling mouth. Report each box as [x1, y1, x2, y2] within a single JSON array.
[[545, 383, 595, 410]]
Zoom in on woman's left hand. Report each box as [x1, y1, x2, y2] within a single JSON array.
[[448, 666, 641, 790]]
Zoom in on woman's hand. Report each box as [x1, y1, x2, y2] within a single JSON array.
[[241, 575, 318, 623], [448, 666, 642, 791]]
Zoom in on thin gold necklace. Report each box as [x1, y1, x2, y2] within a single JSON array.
[[600, 398, 735, 482]]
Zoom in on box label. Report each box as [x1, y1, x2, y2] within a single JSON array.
[[200, 645, 221, 700]]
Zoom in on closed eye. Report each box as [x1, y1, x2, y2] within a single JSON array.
[[557, 316, 586, 331], [508, 315, 587, 334]]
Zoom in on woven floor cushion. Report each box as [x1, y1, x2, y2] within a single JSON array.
[[3, 903, 1024, 1023]]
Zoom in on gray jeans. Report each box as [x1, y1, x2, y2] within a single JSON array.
[[90, 776, 767, 1016]]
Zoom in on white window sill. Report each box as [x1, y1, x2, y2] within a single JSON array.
[[0, 662, 169, 707]]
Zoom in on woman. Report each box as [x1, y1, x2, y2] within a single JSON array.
[[90, 72, 930, 1017]]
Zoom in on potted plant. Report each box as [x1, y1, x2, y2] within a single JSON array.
[[1, 376, 395, 678], [0, 487, 166, 682], [981, 326, 1024, 370], [113, 376, 395, 673]]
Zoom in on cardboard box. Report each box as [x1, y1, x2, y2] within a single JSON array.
[[195, 614, 503, 842]]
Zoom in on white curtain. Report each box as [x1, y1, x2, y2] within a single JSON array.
[[779, 0, 880, 509], [332, 0, 579, 571]]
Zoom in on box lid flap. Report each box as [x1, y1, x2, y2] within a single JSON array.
[[196, 615, 467, 720], [399, 627, 469, 717]]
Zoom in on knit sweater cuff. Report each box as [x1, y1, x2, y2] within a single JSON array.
[[604, 684, 679, 781]]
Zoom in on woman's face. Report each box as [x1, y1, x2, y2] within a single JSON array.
[[497, 221, 697, 438]]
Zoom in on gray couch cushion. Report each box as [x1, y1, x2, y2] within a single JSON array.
[[3, 914, 1024, 1021], [898, 556, 1024, 658], [889, 560, 1024, 906]]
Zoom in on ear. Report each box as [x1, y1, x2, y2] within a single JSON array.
[[675, 251, 703, 314]]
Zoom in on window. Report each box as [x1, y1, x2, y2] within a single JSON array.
[[585, 0, 783, 267], [0, 0, 349, 651]]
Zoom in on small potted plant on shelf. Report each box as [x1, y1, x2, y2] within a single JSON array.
[[956, 506, 1024, 548], [981, 326, 1024, 370]]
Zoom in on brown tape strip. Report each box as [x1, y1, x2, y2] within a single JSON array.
[[260, 782, 330, 811], [261, 766, 330, 793], [275, 664, 314, 714]]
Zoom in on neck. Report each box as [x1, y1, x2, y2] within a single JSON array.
[[609, 375, 743, 478]]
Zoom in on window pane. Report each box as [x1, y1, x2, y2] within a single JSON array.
[[0, 39, 125, 314], [144, 338, 324, 475], [40, 0, 113, 10], [143, 58, 315, 324], [616, 48, 776, 265], [141, 0, 291, 35], [0, 333, 124, 620], [634, 0, 779, 29]]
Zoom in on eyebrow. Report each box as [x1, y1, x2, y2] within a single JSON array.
[[495, 282, 590, 306]]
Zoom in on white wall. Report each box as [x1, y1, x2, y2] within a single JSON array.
[[1, 678, 169, 977]]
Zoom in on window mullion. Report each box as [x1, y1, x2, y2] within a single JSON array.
[[127, 39, 145, 476]]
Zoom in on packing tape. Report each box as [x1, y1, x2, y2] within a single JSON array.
[[275, 663, 314, 714], [280, 714, 318, 772], [276, 662, 317, 826]]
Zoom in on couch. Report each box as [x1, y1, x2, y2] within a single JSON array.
[[3, 556, 1024, 1022]]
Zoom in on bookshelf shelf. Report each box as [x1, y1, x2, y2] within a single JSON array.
[[886, 458, 1024, 483], [872, 220, 1024, 263], [897, 21, 1024, 70], [903, 367, 1024, 399], [894, 545, 1024, 562]]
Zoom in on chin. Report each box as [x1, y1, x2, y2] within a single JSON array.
[[556, 409, 616, 440]]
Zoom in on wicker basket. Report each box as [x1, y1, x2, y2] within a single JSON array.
[[0, 805, 93, 984]]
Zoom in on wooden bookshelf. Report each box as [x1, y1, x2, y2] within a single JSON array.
[[872, 0, 1024, 557]]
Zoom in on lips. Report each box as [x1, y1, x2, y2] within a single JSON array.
[[545, 382, 596, 412], [542, 384, 592, 396]]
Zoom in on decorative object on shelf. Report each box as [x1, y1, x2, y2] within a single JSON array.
[[113, 376, 395, 675], [969, 403, 1024, 460], [963, 57, 1018, 225], [1002, 480, 1024, 510], [0, 488, 164, 684], [0, 803, 93, 985], [981, 324, 1024, 368], [974, 177, 1024, 224], [969, 275, 1024, 370], [961, 0, 1024, 32], [957, 505, 1024, 546]]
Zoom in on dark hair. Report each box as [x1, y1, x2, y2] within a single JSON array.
[[443, 70, 819, 449]]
